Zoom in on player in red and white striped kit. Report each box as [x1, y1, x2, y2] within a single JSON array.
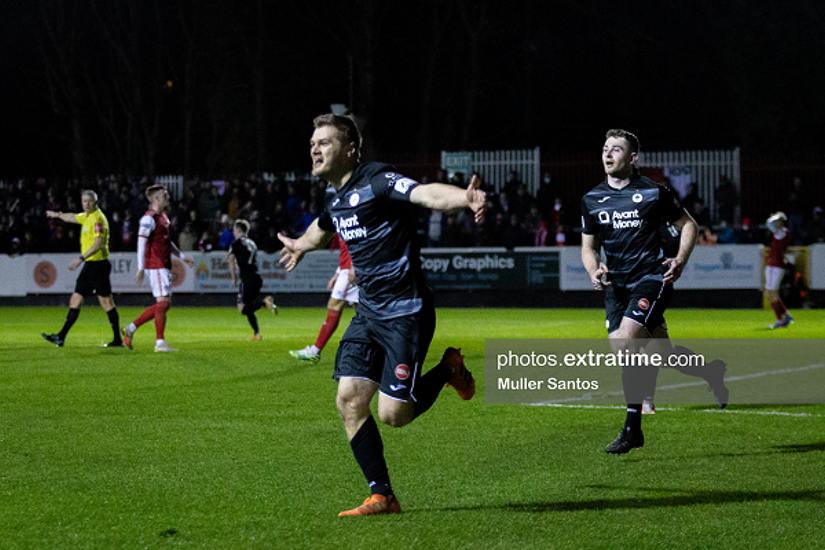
[[122, 185, 195, 352], [765, 212, 793, 329]]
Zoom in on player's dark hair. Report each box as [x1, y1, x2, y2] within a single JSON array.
[[313, 114, 362, 161], [234, 219, 250, 235], [145, 184, 167, 200], [605, 129, 640, 175], [605, 129, 640, 153]]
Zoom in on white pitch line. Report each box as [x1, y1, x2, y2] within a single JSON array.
[[535, 402, 825, 418], [528, 363, 825, 408], [654, 362, 825, 392]]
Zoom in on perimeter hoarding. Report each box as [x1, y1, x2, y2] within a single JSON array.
[[420, 248, 560, 291], [560, 245, 763, 290], [24, 251, 338, 294]]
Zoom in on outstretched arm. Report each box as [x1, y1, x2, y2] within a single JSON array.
[[46, 210, 81, 224], [409, 174, 486, 223], [278, 218, 334, 272]]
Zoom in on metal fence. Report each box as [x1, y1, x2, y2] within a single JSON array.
[[639, 148, 741, 223], [155, 174, 184, 200], [471, 147, 542, 195]]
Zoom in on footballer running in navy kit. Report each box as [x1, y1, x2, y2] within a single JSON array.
[[581, 129, 726, 455], [278, 114, 485, 516], [226, 219, 277, 340]]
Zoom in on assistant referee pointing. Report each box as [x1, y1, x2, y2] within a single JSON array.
[[41, 190, 123, 348]]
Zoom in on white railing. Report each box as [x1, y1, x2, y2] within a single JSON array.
[[155, 174, 184, 200], [443, 147, 541, 194], [639, 148, 741, 223]]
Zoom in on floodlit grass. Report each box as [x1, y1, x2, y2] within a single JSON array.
[[1, 306, 823, 549]]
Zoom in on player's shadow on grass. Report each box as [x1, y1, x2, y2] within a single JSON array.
[[774, 441, 825, 453], [611, 439, 825, 461], [443, 488, 825, 514]]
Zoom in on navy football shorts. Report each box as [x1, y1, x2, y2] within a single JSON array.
[[237, 274, 263, 306], [604, 275, 673, 334], [334, 303, 436, 402]]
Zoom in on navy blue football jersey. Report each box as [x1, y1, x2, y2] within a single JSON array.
[[317, 162, 431, 320], [230, 236, 259, 279], [581, 175, 685, 287]]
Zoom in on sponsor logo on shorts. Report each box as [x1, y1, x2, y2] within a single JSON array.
[[395, 364, 410, 380], [632, 310, 644, 317], [389, 384, 408, 392], [638, 298, 650, 310]]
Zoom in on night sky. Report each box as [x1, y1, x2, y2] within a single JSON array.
[[1, 1, 823, 178]]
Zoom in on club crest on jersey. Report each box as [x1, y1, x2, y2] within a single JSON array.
[[349, 193, 361, 207], [395, 364, 410, 380], [638, 298, 650, 310], [632, 193, 643, 203]]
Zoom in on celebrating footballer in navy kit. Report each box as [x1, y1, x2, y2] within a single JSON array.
[[278, 114, 485, 516], [581, 129, 727, 455]]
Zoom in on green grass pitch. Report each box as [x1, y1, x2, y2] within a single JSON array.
[[2, 306, 824, 549]]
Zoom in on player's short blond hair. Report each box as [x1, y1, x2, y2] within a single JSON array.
[[234, 219, 250, 235], [145, 184, 167, 200]]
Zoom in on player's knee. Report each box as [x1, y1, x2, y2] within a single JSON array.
[[378, 408, 413, 428], [336, 392, 368, 422], [377, 398, 414, 428]]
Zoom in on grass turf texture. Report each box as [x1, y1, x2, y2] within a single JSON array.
[[2, 306, 823, 549]]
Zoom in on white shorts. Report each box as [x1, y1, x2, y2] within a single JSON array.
[[764, 265, 784, 291], [331, 268, 359, 304], [145, 268, 172, 298]]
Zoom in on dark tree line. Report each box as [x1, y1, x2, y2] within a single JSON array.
[[1, 0, 822, 178]]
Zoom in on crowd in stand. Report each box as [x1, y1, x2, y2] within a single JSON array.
[[0, 173, 328, 256], [675, 175, 825, 246], [1, 171, 823, 256]]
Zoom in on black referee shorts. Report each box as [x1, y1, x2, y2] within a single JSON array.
[[74, 259, 113, 298]]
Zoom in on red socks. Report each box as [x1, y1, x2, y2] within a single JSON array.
[[771, 300, 787, 320], [314, 309, 342, 351], [133, 303, 157, 329], [155, 301, 170, 339], [134, 301, 171, 340]]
